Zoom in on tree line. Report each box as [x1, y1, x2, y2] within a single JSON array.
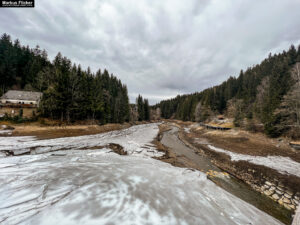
[[136, 94, 150, 121], [155, 45, 300, 137], [0, 33, 137, 123]]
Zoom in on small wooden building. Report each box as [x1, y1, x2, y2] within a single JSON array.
[[0, 90, 42, 117]]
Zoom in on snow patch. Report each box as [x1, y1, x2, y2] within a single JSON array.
[[0, 124, 163, 157], [208, 145, 300, 177]]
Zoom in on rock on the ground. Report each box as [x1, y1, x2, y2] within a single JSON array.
[[272, 194, 280, 200]]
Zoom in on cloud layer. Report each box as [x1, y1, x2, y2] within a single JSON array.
[[1, 0, 300, 104]]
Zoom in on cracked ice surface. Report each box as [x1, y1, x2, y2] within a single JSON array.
[[0, 124, 283, 225], [208, 145, 300, 177], [0, 123, 162, 157]]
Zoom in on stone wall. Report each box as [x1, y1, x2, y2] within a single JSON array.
[[252, 180, 299, 211], [211, 161, 299, 213]]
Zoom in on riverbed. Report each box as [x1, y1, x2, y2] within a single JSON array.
[[161, 124, 292, 224]]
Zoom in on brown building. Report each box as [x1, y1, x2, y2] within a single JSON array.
[[0, 90, 43, 118]]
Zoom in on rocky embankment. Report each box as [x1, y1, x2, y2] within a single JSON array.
[[253, 180, 299, 211]]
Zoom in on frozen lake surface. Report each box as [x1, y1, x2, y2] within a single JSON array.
[[0, 124, 283, 225]]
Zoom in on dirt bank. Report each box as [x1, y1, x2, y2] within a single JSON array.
[[191, 126, 300, 163]]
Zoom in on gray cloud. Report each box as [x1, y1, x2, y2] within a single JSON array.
[[1, 0, 300, 104]]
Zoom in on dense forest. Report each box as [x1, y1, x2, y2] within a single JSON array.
[[156, 45, 300, 137], [0, 33, 135, 123]]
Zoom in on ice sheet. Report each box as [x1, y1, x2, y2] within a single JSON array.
[[0, 124, 162, 157], [0, 124, 283, 225]]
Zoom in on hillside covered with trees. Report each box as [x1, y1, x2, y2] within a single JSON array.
[[156, 45, 300, 138], [0, 33, 133, 123]]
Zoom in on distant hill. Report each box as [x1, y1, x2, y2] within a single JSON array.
[[156, 45, 300, 138]]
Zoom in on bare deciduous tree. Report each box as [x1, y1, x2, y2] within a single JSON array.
[[194, 102, 213, 122], [256, 76, 270, 115], [283, 63, 300, 126]]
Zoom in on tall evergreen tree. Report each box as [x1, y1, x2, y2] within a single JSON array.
[[136, 94, 144, 121], [144, 99, 150, 121]]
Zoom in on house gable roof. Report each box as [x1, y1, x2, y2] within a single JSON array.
[[0, 90, 43, 101]]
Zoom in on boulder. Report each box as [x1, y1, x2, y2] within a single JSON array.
[[272, 194, 280, 200], [261, 186, 266, 191], [284, 193, 292, 199], [264, 190, 273, 196], [293, 199, 299, 205], [283, 204, 292, 210], [278, 199, 284, 205], [288, 204, 296, 210], [283, 197, 291, 204], [265, 181, 273, 186], [278, 183, 285, 189], [269, 186, 276, 191], [275, 189, 283, 195]]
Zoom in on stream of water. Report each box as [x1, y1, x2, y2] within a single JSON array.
[[161, 125, 293, 225]]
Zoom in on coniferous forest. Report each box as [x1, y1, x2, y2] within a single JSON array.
[[156, 45, 300, 137], [0, 33, 132, 124]]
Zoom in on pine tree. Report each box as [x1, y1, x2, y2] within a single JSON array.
[[144, 99, 150, 121], [137, 94, 144, 121]]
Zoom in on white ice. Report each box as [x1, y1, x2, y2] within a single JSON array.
[[0, 130, 12, 135], [184, 127, 191, 133], [208, 145, 300, 177], [0, 123, 162, 157], [0, 124, 283, 225]]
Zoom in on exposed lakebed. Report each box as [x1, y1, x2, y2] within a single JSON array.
[[0, 123, 286, 224]]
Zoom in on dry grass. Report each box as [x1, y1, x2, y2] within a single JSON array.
[[186, 123, 300, 163], [10, 123, 131, 139], [207, 121, 234, 128], [1, 119, 155, 139]]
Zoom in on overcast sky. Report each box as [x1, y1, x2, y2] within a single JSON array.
[[1, 0, 300, 104]]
